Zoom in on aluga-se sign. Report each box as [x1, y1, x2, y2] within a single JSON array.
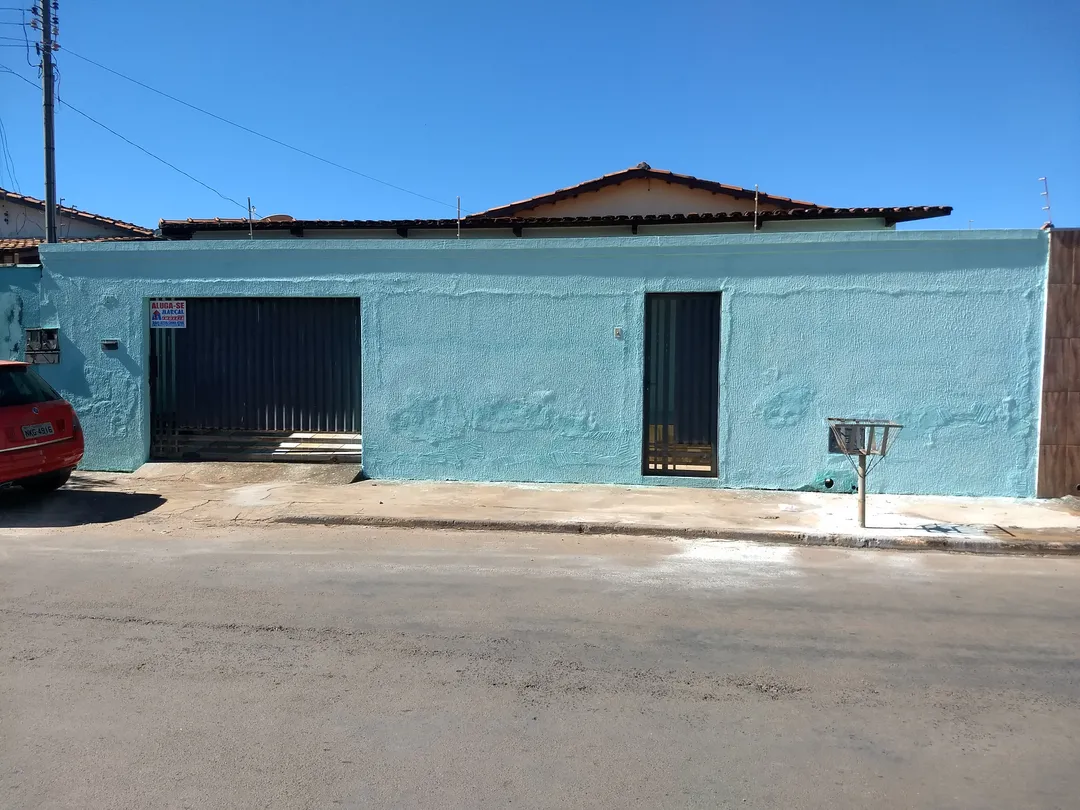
[[150, 300, 186, 328]]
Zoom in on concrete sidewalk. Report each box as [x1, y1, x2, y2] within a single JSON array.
[[9, 463, 1074, 555]]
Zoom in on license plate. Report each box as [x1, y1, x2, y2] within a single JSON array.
[[21, 422, 55, 439]]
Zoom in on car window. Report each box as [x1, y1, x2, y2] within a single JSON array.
[[0, 367, 62, 407]]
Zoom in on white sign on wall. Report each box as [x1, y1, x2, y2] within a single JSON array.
[[150, 300, 187, 328]]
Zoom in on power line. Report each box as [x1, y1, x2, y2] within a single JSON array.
[[62, 48, 464, 213], [1, 63, 247, 212], [0, 114, 20, 191], [20, 7, 35, 68]]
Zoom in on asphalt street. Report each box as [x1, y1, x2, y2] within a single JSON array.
[[1, 523, 1078, 809]]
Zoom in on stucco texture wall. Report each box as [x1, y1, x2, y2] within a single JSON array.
[[0, 267, 40, 360], [39, 230, 1048, 496]]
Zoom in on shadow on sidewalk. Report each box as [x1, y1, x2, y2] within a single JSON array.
[[0, 485, 166, 528]]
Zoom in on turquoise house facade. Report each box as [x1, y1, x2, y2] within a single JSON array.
[[35, 228, 1049, 497]]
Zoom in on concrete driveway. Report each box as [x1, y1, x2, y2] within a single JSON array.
[[2, 522, 1079, 808]]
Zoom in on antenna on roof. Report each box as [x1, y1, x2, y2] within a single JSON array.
[[753, 184, 759, 231], [457, 195, 461, 240], [1039, 177, 1052, 227], [247, 196, 254, 240]]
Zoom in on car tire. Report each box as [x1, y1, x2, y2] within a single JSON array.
[[19, 469, 72, 494]]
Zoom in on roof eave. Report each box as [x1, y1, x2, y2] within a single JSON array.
[[159, 207, 951, 238]]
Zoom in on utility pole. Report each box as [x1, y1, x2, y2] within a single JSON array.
[[40, 0, 58, 243]]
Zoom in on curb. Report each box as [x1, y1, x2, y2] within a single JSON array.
[[272, 515, 1080, 556]]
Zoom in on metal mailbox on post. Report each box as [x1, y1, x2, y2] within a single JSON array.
[[827, 418, 903, 528]]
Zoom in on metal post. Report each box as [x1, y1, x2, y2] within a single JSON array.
[[1040, 177, 1052, 227], [247, 196, 254, 240], [857, 453, 867, 528], [41, 0, 58, 243], [456, 196, 461, 239]]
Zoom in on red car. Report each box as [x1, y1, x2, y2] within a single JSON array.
[[0, 360, 84, 493]]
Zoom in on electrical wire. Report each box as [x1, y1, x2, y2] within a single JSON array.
[[1, 63, 248, 212], [0, 121, 10, 187], [18, 7, 32, 67], [0, 113, 20, 191], [61, 48, 464, 213]]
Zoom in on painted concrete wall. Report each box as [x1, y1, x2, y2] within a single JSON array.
[[39, 230, 1048, 496], [0, 266, 41, 359]]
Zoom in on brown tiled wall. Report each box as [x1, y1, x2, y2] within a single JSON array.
[[1039, 229, 1080, 497]]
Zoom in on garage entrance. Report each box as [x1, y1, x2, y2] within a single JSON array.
[[149, 297, 362, 462]]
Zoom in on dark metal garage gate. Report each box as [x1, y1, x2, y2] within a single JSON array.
[[149, 297, 362, 462]]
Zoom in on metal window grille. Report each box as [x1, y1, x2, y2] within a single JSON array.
[[25, 328, 60, 364]]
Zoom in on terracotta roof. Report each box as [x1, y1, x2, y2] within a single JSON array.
[[0, 187, 153, 236], [1, 236, 154, 249], [0, 235, 157, 264], [160, 206, 951, 237], [469, 164, 821, 218], [0, 238, 43, 251]]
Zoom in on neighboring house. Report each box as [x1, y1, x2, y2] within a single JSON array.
[[1, 186, 154, 266], [161, 164, 950, 239], [1, 186, 153, 244], [468, 163, 940, 224], [1, 187, 153, 359]]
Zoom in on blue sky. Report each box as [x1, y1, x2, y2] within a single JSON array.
[[0, 0, 1076, 230]]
